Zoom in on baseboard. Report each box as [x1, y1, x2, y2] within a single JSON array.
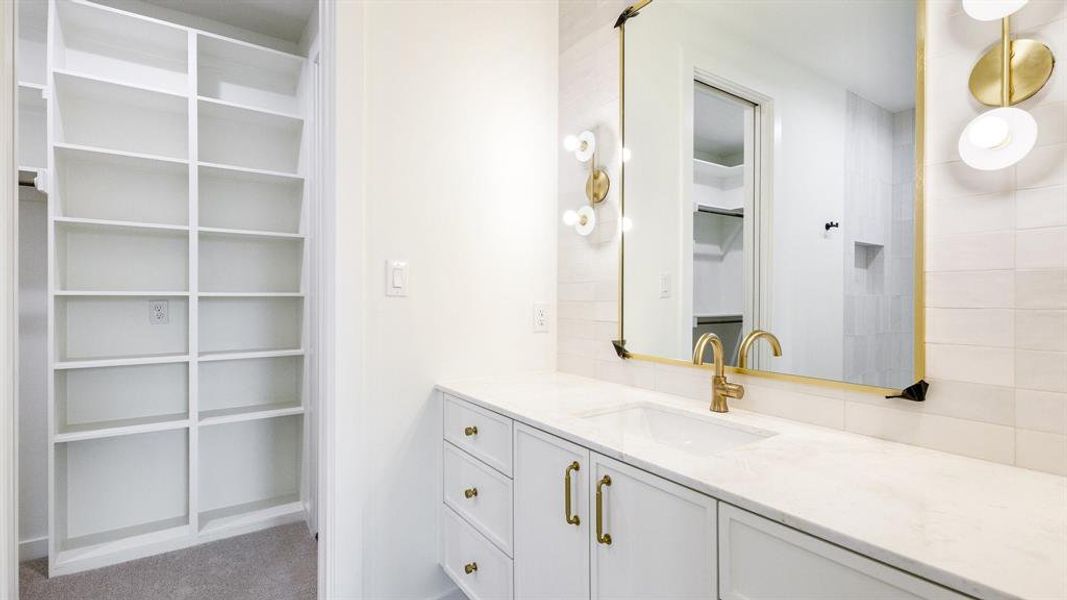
[[19, 536, 47, 562], [428, 586, 465, 600]]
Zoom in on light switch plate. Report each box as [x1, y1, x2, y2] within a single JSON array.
[[386, 260, 408, 297], [659, 272, 672, 298]]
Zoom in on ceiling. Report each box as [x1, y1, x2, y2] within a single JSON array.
[[682, 0, 916, 113]]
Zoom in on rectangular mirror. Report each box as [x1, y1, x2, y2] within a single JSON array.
[[619, 0, 924, 392]]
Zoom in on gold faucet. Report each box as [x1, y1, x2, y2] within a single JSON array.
[[692, 332, 744, 413], [737, 330, 783, 370]]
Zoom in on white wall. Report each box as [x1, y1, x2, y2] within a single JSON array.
[[332, 2, 558, 597]]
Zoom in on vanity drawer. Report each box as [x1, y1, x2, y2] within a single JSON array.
[[441, 504, 514, 600], [443, 395, 513, 476], [443, 441, 514, 556], [718, 504, 969, 599]]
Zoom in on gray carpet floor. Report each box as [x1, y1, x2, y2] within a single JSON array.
[[19, 523, 317, 600]]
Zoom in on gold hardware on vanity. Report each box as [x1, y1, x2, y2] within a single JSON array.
[[693, 332, 745, 413], [464, 562, 478, 574], [463, 425, 478, 437], [564, 461, 581, 526], [737, 330, 783, 370], [464, 487, 478, 499], [596, 474, 613, 545]]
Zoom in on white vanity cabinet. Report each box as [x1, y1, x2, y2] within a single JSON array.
[[513, 424, 590, 600], [590, 454, 717, 600], [440, 393, 972, 600]]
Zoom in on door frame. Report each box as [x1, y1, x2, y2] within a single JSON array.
[[2, 0, 19, 597]]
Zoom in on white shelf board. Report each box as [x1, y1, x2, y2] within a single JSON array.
[[18, 81, 47, 93], [198, 292, 304, 298], [55, 354, 191, 370], [197, 495, 302, 536], [694, 157, 743, 178], [53, 67, 188, 102], [197, 161, 303, 182], [199, 404, 303, 427], [54, 216, 190, 233], [54, 142, 189, 167], [198, 349, 304, 363], [55, 290, 190, 297], [198, 30, 306, 64], [197, 96, 302, 124], [53, 517, 191, 575], [199, 226, 305, 240], [55, 414, 190, 443]]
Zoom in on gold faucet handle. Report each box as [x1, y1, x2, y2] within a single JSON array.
[[722, 381, 745, 400]]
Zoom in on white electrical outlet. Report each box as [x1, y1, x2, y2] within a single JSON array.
[[150, 300, 169, 325], [532, 303, 550, 333]]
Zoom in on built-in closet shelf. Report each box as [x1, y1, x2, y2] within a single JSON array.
[[198, 292, 304, 298], [54, 415, 190, 443], [53, 68, 188, 103], [55, 290, 191, 297], [694, 157, 743, 177], [53, 216, 191, 234], [18, 167, 44, 188], [54, 519, 192, 571], [197, 161, 303, 182], [197, 496, 303, 536], [199, 404, 303, 427], [199, 227, 305, 240], [54, 143, 189, 167], [19, 81, 47, 92], [198, 349, 304, 363], [54, 354, 191, 371], [197, 96, 303, 124]]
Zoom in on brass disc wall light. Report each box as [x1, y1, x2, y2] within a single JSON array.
[[562, 130, 610, 236], [958, 0, 1055, 170]]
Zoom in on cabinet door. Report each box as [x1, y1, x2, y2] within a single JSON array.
[[590, 454, 717, 600], [719, 504, 969, 599], [513, 424, 591, 600]]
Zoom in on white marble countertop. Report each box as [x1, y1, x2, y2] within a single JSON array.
[[437, 371, 1067, 600]]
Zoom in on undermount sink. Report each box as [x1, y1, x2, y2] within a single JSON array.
[[580, 404, 775, 456]]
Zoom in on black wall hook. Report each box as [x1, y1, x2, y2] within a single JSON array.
[[825, 221, 840, 231]]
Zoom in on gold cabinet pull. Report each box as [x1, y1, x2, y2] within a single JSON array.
[[464, 562, 478, 574], [595, 474, 612, 545], [464, 487, 478, 499], [464, 425, 478, 437], [564, 461, 580, 526]]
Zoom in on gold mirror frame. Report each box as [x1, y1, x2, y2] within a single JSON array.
[[613, 0, 926, 398]]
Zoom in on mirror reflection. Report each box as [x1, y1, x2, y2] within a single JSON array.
[[621, 0, 920, 389]]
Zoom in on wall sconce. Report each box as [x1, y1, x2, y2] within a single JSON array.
[[562, 129, 610, 236], [958, 0, 1055, 170]]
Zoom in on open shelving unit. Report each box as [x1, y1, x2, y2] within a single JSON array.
[[43, 0, 312, 576]]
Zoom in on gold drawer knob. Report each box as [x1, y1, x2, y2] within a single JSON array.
[[464, 562, 478, 574], [464, 487, 478, 499], [464, 425, 478, 437]]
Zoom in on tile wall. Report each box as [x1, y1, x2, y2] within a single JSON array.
[[557, 0, 1066, 475]]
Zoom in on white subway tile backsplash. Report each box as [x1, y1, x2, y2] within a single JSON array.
[[1016, 227, 1067, 270], [1015, 270, 1067, 309], [926, 160, 1014, 198], [927, 308, 1014, 347], [1015, 186, 1067, 230], [1015, 389, 1067, 435], [844, 402, 1015, 464], [927, 343, 1015, 386], [1017, 143, 1066, 190], [926, 232, 1014, 271], [1015, 310, 1067, 351], [926, 191, 1014, 235], [1015, 350, 1067, 392], [926, 270, 1014, 308], [1015, 429, 1067, 475]]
